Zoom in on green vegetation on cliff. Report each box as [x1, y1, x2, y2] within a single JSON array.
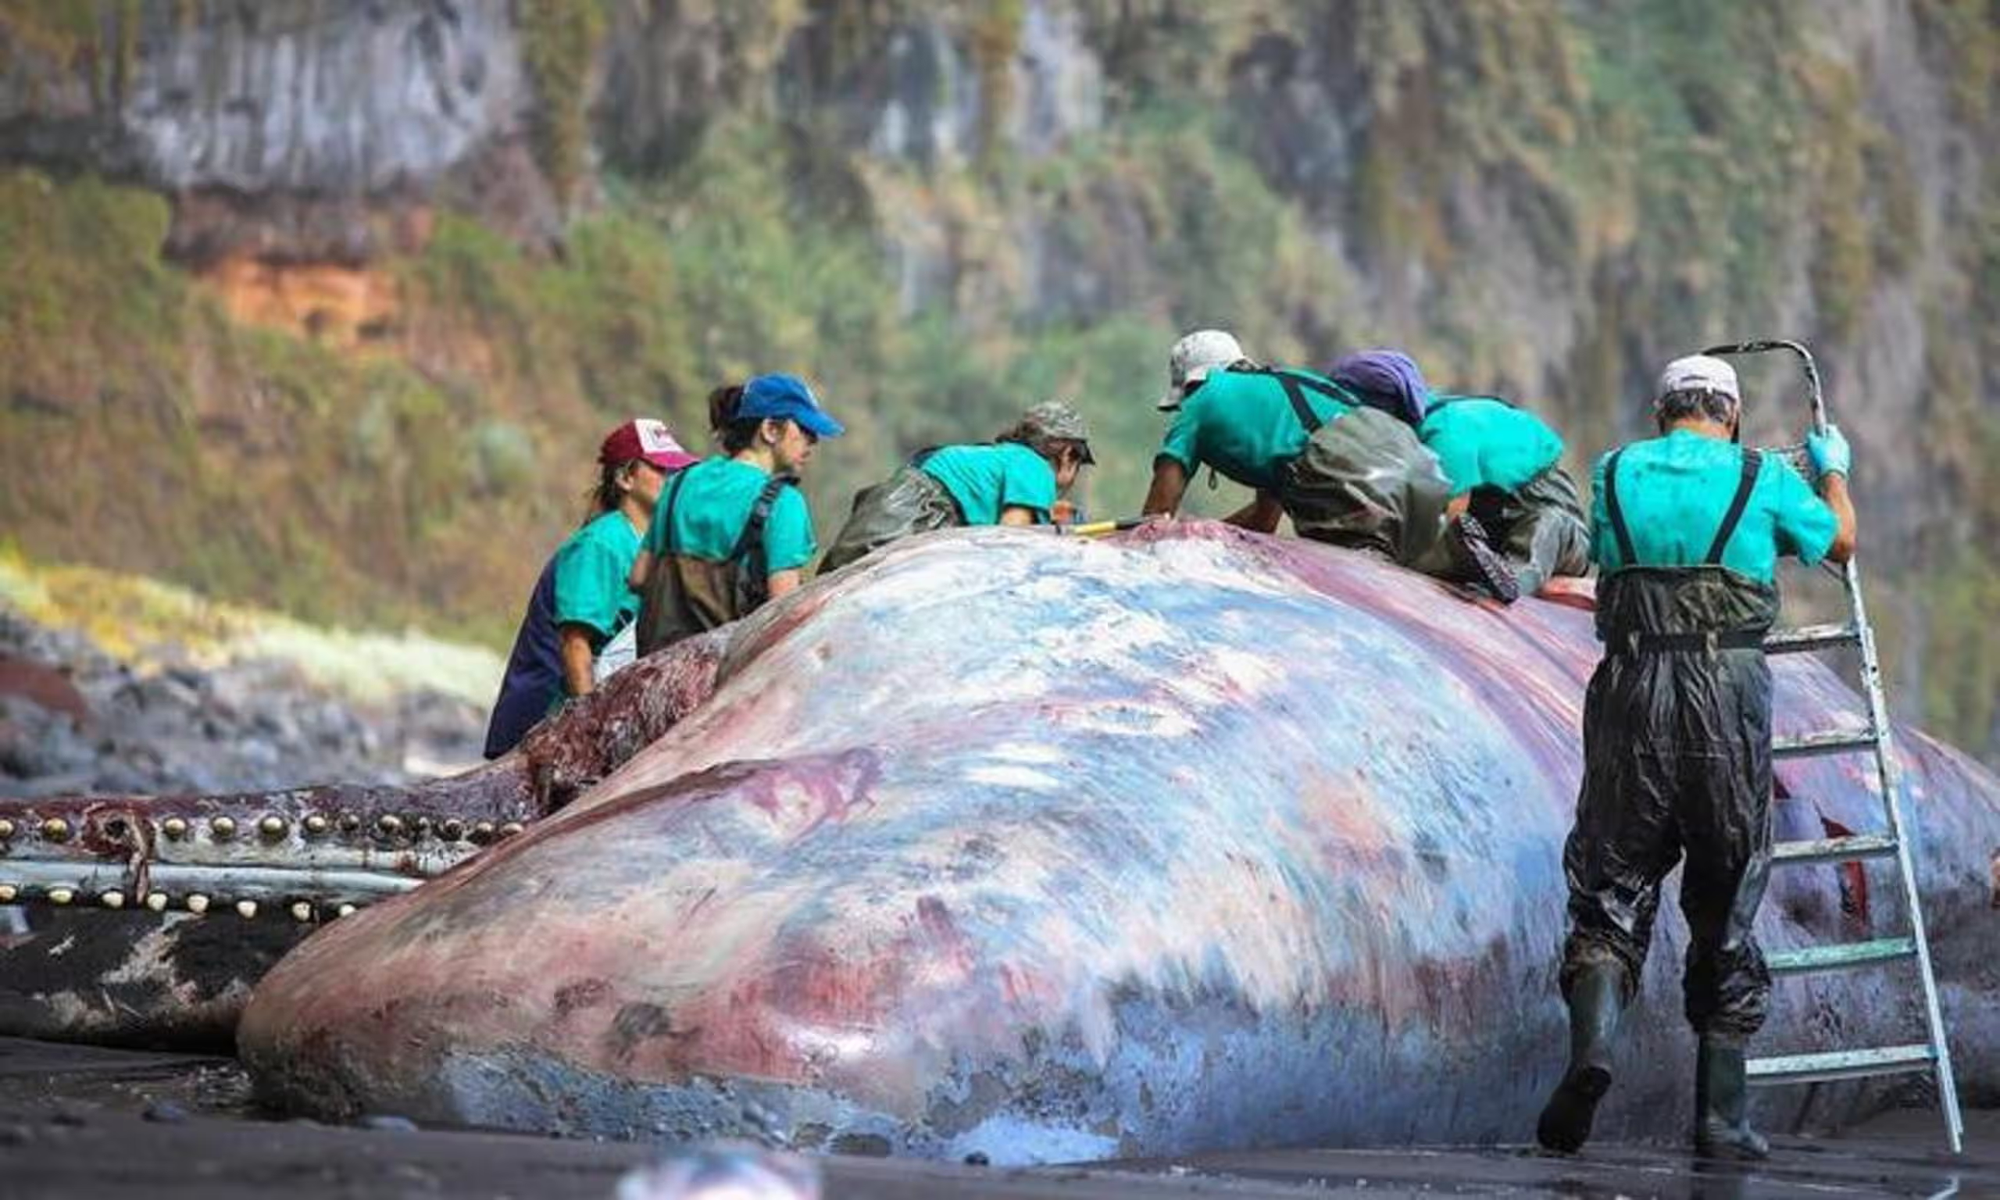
[[0, 146, 1232, 647], [517, 0, 609, 205]]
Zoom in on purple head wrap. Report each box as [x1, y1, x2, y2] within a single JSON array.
[[1326, 349, 1431, 426]]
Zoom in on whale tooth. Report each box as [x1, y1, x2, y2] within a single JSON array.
[[40, 817, 70, 842], [48, 887, 74, 905], [259, 815, 288, 839], [335, 903, 357, 918], [469, 821, 496, 845], [210, 816, 237, 840], [303, 814, 330, 836], [235, 899, 259, 919], [100, 890, 125, 909], [185, 893, 210, 914], [161, 816, 189, 839], [0, 818, 16, 839], [376, 814, 404, 837], [439, 819, 466, 841], [0, 884, 17, 903], [498, 822, 524, 839], [145, 892, 169, 912], [289, 901, 314, 922]]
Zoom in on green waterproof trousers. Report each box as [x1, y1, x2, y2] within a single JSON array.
[[821, 467, 965, 575], [1465, 465, 1592, 596], [1279, 407, 1453, 568]]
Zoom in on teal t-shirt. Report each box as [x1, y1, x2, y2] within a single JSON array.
[[645, 457, 816, 572], [918, 442, 1058, 525], [1589, 429, 1838, 585], [1419, 397, 1564, 497], [552, 510, 643, 644], [1156, 366, 1357, 492]]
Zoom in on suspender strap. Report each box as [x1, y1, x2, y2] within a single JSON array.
[[1705, 448, 1763, 566], [658, 467, 691, 554], [1231, 366, 1351, 434], [729, 475, 792, 563], [1602, 448, 1638, 570], [1277, 374, 1322, 434], [1285, 371, 1355, 407]]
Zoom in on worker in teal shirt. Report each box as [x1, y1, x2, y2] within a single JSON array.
[[484, 419, 699, 757], [1537, 354, 1856, 1161], [1415, 394, 1591, 596], [1325, 346, 1584, 601], [1140, 331, 1517, 601], [821, 401, 1094, 572], [630, 374, 843, 655]]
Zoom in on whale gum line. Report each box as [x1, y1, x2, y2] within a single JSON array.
[[232, 523, 2000, 1162], [0, 630, 727, 1045]]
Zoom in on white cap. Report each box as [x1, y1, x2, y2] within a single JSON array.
[[1656, 354, 1740, 404], [1158, 329, 1246, 410]]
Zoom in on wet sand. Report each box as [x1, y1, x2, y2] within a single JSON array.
[[2, 1037, 1990, 1198]]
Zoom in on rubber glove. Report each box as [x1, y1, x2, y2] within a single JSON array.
[[1806, 424, 1851, 479]]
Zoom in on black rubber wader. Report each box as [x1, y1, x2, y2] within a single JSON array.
[[1546, 445, 1781, 1154]]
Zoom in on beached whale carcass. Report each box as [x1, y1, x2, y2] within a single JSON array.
[[236, 523, 2000, 1161]]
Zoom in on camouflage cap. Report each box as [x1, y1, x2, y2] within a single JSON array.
[[1019, 400, 1095, 464]]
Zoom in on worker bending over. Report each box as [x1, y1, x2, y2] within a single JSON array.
[[1412, 391, 1589, 597], [821, 400, 1094, 572], [1328, 346, 1594, 601], [1537, 354, 1856, 1160], [1142, 332, 1516, 601]]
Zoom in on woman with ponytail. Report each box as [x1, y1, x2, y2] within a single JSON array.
[[630, 374, 845, 655], [482, 419, 698, 758]]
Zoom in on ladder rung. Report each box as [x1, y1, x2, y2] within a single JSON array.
[[1768, 936, 1916, 975], [1771, 833, 1899, 866], [1747, 1043, 1936, 1086], [1763, 623, 1861, 654], [1772, 729, 1877, 759]]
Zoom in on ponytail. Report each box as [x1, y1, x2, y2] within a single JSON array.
[[709, 384, 762, 453], [584, 462, 623, 524]]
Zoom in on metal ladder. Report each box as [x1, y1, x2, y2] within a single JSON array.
[[1703, 340, 1963, 1154]]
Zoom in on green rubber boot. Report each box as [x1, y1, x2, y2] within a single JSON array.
[[1535, 965, 1624, 1153], [1694, 1034, 1770, 1160]]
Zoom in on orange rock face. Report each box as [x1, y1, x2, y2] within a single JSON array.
[[197, 257, 403, 348]]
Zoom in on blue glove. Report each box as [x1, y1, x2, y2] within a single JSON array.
[[1806, 424, 1851, 479]]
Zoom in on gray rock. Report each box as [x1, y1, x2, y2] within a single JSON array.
[[141, 1100, 191, 1124], [0, 601, 482, 800]]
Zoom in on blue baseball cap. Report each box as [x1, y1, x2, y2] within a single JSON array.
[[738, 373, 845, 439]]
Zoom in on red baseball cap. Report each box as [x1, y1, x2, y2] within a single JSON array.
[[600, 419, 699, 470]]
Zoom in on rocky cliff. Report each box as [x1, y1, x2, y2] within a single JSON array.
[[2, 0, 1996, 759]]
